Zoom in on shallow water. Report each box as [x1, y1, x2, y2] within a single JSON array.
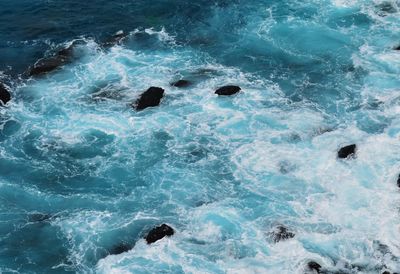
[[0, 0, 400, 273]]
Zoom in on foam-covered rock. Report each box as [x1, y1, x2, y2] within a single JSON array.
[[307, 261, 322, 273], [268, 225, 295, 243]]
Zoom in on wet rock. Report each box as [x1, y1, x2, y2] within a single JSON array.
[[102, 30, 127, 47], [56, 44, 75, 58], [134, 87, 164, 111], [397, 174, 400, 188], [307, 261, 322, 273], [171, 79, 191, 88], [145, 224, 174, 244], [268, 225, 295, 243], [110, 242, 133, 255], [337, 144, 356, 159], [27, 42, 80, 76], [215, 85, 241, 96], [28, 57, 67, 76], [0, 84, 11, 105], [394, 45, 400, 51]]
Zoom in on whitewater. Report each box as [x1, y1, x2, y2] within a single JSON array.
[[0, 0, 400, 273]]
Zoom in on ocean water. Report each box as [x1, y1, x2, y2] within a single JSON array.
[[0, 0, 400, 273]]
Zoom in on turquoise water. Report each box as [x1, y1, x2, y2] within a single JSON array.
[[0, 0, 400, 273]]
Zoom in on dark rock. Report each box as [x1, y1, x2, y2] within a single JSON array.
[[103, 30, 127, 47], [307, 261, 322, 273], [145, 224, 174, 244], [268, 225, 295, 243], [171, 80, 191, 88], [215, 85, 241, 96], [56, 47, 73, 58], [134, 87, 164, 111], [28, 57, 67, 76], [110, 242, 133, 255], [27, 42, 79, 76], [0, 84, 11, 105], [338, 144, 356, 159], [394, 45, 400, 51]]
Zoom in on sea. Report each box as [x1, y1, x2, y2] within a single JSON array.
[[0, 0, 400, 273]]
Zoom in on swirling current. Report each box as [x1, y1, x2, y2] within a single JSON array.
[[0, 0, 400, 273]]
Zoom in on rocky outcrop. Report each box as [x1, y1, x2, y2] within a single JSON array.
[[145, 224, 174, 244], [0, 84, 11, 105], [215, 85, 241, 96], [338, 144, 356, 159], [134, 87, 165, 111]]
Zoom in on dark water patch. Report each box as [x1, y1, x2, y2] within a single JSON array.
[[0, 222, 73, 273], [27, 212, 53, 223], [0, 120, 21, 142]]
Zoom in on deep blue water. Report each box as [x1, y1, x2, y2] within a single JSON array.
[[0, 0, 400, 273]]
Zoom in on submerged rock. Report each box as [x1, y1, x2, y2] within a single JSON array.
[[171, 79, 191, 88], [134, 87, 165, 111], [337, 144, 356, 159], [90, 84, 126, 101], [28, 213, 52, 223], [0, 84, 11, 105], [215, 85, 241, 96], [376, 2, 397, 15], [307, 261, 322, 273], [145, 224, 174, 244], [268, 225, 295, 243], [110, 242, 133, 255]]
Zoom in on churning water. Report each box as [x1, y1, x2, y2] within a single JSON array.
[[0, 0, 400, 273]]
